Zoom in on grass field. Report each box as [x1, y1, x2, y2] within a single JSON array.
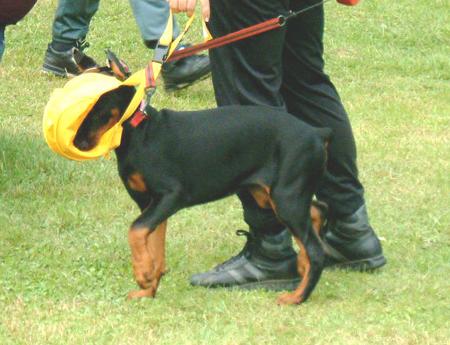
[[1, 0, 449, 344]]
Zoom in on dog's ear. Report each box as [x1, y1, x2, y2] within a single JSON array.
[[73, 48, 99, 74], [106, 49, 132, 81]]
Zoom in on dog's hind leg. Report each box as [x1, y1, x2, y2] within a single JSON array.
[[249, 184, 325, 305], [270, 190, 325, 305], [277, 229, 324, 305]]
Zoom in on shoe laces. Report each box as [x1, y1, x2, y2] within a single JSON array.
[[74, 39, 90, 52], [213, 230, 256, 272]]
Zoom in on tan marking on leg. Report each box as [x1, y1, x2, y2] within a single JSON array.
[[249, 185, 272, 209], [251, 184, 313, 305], [128, 173, 147, 192], [277, 238, 311, 305], [310, 205, 323, 237], [128, 222, 167, 300], [146, 221, 167, 294], [128, 226, 153, 292]]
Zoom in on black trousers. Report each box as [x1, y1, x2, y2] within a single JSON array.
[[208, 0, 365, 234]]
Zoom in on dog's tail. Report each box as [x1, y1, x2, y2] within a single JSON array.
[[315, 127, 333, 142]]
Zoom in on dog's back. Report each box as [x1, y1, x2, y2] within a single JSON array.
[[117, 105, 329, 207]]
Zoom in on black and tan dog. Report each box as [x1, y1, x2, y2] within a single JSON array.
[[73, 62, 332, 305]]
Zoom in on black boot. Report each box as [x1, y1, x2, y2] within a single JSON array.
[[162, 44, 210, 91], [190, 229, 300, 291], [42, 40, 98, 77], [322, 204, 386, 270]]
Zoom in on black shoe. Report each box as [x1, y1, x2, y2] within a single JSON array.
[[321, 204, 386, 271], [190, 229, 300, 291], [162, 45, 210, 91], [42, 40, 98, 77]]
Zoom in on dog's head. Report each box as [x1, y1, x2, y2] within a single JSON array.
[[73, 85, 136, 151], [72, 50, 137, 151]]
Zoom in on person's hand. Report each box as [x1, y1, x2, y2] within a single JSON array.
[[168, 0, 210, 22], [336, 0, 360, 5]]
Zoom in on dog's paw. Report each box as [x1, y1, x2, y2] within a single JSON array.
[[127, 288, 156, 300], [276, 292, 303, 306], [133, 265, 154, 289], [135, 274, 153, 289]]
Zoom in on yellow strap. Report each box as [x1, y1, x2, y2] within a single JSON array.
[[159, 10, 174, 47], [202, 19, 213, 41], [113, 11, 205, 129], [150, 11, 197, 84]]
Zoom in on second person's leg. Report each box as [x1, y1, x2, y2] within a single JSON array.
[[130, 0, 210, 90], [190, 0, 301, 290], [43, 0, 99, 76], [281, 0, 385, 270]]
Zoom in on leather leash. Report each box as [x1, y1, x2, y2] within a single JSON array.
[[167, 0, 333, 62]]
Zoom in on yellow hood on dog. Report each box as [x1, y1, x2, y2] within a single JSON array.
[[43, 69, 149, 161], [43, 10, 201, 161]]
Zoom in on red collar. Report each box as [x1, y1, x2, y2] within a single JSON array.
[[129, 101, 149, 128]]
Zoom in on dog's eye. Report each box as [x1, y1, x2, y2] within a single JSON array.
[[97, 112, 112, 125]]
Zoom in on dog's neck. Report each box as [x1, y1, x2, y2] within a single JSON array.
[[117, 104, 160, 153], [129, 107, 148, 128]]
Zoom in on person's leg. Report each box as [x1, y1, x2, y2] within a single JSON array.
[[43, 0, 99, 76], [192, 0, 385, 290], [190, 0, 301, 290], [282, 0, 385, 269], [129, 0, 180, 46], [0, 25, 5, 62], [51, 0, 99, 47], [129, 0, 210, 91]]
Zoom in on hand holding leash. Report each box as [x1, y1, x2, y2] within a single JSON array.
[[168, 0, 360, 30], [337, 0, 360, 5], [169, 0, 211, 22]]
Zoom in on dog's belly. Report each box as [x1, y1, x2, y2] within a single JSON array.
[[180, 161, 273, 207]]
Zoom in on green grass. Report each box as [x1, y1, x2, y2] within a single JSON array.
[[1, 0, 449, 344]]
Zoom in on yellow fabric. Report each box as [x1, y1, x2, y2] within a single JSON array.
[[43, 13, 171, 161], [202, 19, 213, 41], [43, 71, 148, 161], [43, 11, 205, 161]]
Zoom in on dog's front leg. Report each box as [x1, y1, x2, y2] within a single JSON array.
[[128, 221, 168, 299], [127, 192, 180, 300], [146, 220, 167, 294], [128, 225, 155, 299]]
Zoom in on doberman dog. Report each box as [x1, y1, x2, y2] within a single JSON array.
[[73, 68, 332, 305]]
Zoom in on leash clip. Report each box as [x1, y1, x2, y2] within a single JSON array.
[[142, 88, 156, 116], [278, 14, 288, 27]]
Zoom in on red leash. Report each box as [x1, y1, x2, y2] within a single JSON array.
[[131, 0, 359, 126], [167, 0, 358, 62], [167, 17, 283, 62]]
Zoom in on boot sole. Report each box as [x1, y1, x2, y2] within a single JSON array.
[[193, 277, 301, 292], [42, 63, 69, 77], [325, 254, 386, 271], [236, 278, 301, 291]]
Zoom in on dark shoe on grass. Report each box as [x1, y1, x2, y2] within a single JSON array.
[[322, 204, 386, 271], [162, 45, 210, 91], [190, 229, 300, 291], [42, 41, 97, 77]]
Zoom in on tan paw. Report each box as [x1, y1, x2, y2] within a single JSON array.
[[276, 292, 303, 305], [127, 288, 156, 300], [133, 267, 154, 289]]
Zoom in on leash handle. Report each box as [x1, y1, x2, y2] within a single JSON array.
[[167, 0, 339, 62]]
